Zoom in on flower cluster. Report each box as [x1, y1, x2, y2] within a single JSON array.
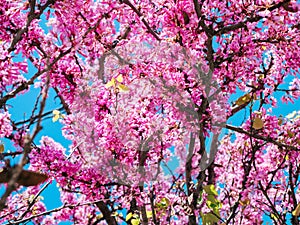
[[0, 0, 299, 224], [0, 112, 13, 138]]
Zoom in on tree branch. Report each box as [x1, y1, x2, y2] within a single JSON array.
[[121, 0, 161, 41], [8, 0, 56, 52], [225, 124, 299, 151]]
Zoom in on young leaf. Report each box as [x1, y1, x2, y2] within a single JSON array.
[[117, 84, 130, 92], [270, 213, 278, 221], [234, 93, 251, 106], [52, 110, 61, 122], [0, 143, 4, 153], [105, 78, 116, 88], [201, 212, 220, 224], [146, 211, 152, 218], [252, 117, 264, 130], [106, 75, 129, 93], [203, 184, 218, 196], [116, 74, 123, 83], [292, 203, 300, 217], [155, 197, 170, 209], [239, 198, 250, 206], [131, 218, 140, 225], [126, 212, 133, 221]]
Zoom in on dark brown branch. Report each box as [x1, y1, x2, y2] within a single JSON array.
[[0, 47, 72, 109], [289, 163, 300, 225], [7, 200, 103, 225], [96, 201, 117, 225], [0, 136, 31, 210], [0, 59, 51, 210], [17, 181, 51, 221], [193, 0, 213, 36], [149, 190, 158, 225], [53, 87, 71, 114], [0, 152, 23, 159], [8, 0, 56, 52], [230, 101, 251, 116], [214, 16, 261, 36], [14, 108, 63, 126], [121, 0, 161, 41], [258, 182, 286, 224], [214, 0, 293, 36], [225, 124, 299, 151]]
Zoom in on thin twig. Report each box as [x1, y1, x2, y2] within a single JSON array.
[[225, 124, 299, 151]]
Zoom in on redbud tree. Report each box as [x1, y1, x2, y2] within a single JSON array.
[[0, 0, 299, 224]]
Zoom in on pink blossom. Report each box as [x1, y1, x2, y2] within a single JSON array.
[[0, 112, 13, 138]]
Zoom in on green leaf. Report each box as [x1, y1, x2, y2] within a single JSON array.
[[155, 197, 170, 209], [118, 83, 130, 92], [201, 212, 220, 225], [126, 212, 133, 221], [203, 185, 218, 196], [203, 184, 222, 214], [131, 218, 140, 225], [116, 74, 124, 82], [207, 201, 217, 209], [146, 210, 152, 218], [105, 78, 116, 88]]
